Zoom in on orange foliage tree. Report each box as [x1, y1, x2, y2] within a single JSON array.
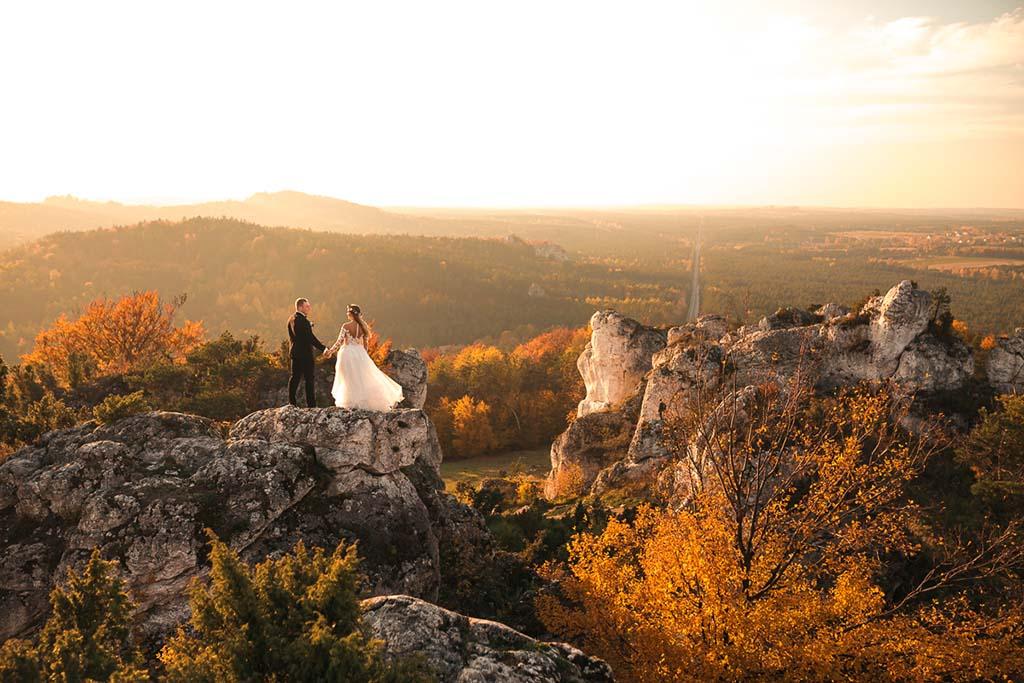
[[23, 291, 204, 386], [537, 381, 1024, 681], [425, 327, 588, 459]]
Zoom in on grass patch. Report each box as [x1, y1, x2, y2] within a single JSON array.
[[899, 256, 1024, 271], [441, 447, 551, 491]]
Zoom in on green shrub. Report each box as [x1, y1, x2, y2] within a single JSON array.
[[93, 391, 151, 425], [956, 394, 1024, 515], [487, 517, 527, 552], [159, 532, 434, 683], [0, 549, 147, 682]]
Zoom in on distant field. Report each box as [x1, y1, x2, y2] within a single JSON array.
[[832, 230, 924, 240], [440, 447, 551, 490], [901, 256, 1024, 271]]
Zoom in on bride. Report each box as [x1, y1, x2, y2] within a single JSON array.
[[324, 304, 404, 410]]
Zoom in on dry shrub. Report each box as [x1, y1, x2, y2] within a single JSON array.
[[546, 462, 586, 501]]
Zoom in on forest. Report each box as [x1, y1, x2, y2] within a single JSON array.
[[3, 205, 1023, 368], [0, 217, 692, 361]]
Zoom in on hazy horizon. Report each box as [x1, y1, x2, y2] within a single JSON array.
[[4, 189, 1024, 213]]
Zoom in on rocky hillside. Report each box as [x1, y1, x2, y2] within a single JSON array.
[[548, 280, 1024, 500], [0, 359, 612, 680]]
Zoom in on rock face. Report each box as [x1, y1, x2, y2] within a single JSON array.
[[362, 595, 613, 683], [987, 328, 1024, 394], [553, 281, 979, 500], [0, 406, 479, 640], [576, 311, 666, 417], [546, 311, 664, 497], [544, 399, 639, 498]]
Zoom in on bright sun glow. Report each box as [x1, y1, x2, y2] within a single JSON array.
[[1, 0, 1022, 207]]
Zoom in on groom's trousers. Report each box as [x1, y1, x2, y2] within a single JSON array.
[[288, 356, 317, 407]]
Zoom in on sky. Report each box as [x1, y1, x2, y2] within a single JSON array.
[[0, 1, 1022, 208]]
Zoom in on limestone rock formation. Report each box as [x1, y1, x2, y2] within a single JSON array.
[[384, 348, 428, 409], [987, 328, 1024, 394], [865, 280, 934, 376], [0, 405, 480, 640], [362, 595, 614, 682], [546, 310, 664, 497], [576, 311, 666, 417], [544, 398, 639, 498], [555, 281, 979, 500]]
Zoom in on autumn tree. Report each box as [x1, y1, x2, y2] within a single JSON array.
[[364, 326, 393, 368], [446, 395, 498, 457], [538, 378, 1024, 681], [425, 328, 588, 459], [24, 291, 204, 386]]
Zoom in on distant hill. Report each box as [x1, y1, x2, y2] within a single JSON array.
[[0, 190, 680, 253], [0, 191, 440, 249], [0, 217, 691, 360]]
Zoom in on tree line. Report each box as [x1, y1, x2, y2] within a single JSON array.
[[1, 290, 587, 462]]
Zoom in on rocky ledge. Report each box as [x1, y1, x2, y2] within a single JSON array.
[[0, 405, 489, 641], [363, 595, 613, 682]]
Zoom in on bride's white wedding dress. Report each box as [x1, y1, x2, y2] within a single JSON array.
[[328, 327, 404, 411]]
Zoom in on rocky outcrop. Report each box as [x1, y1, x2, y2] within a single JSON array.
[[362, 595, 613, 683], [987, 328, 1024, 394], [0, 405, 481, 640], [544, 399, 639, 498], [546, 311, 664, 498], [384, 348, 428, 409], [576, 311, 666, 417], [556, 282, 979, 499]]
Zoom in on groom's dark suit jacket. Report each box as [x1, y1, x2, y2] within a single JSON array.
[[288, 312, 326, 361]]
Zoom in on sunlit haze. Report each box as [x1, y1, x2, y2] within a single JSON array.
[[1, 0, 1022, 207]]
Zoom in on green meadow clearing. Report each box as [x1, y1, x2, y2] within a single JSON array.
[[440, 447, 551, 491]]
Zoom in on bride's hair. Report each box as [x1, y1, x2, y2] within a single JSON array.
[[347, 304, 370, 340]]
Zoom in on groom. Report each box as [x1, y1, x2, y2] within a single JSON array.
[[287, 298, 327, 407]]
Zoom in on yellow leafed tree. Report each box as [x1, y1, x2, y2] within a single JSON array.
[[538, 381, 1024, 682]]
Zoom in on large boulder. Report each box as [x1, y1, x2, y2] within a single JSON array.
[[384, 348, 429, 409], [362, 595, 614, 682], [893, 334, 974, 392], [576, 311, 666, 417], [865, 281, 934, 376], [0, 406, 479, 640], [987, 328, 1024, 394]]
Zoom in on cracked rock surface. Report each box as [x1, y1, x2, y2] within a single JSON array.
[[0, 406, 484, 640], [550, 281, 978, 500], [362, 594, 614, 683]]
